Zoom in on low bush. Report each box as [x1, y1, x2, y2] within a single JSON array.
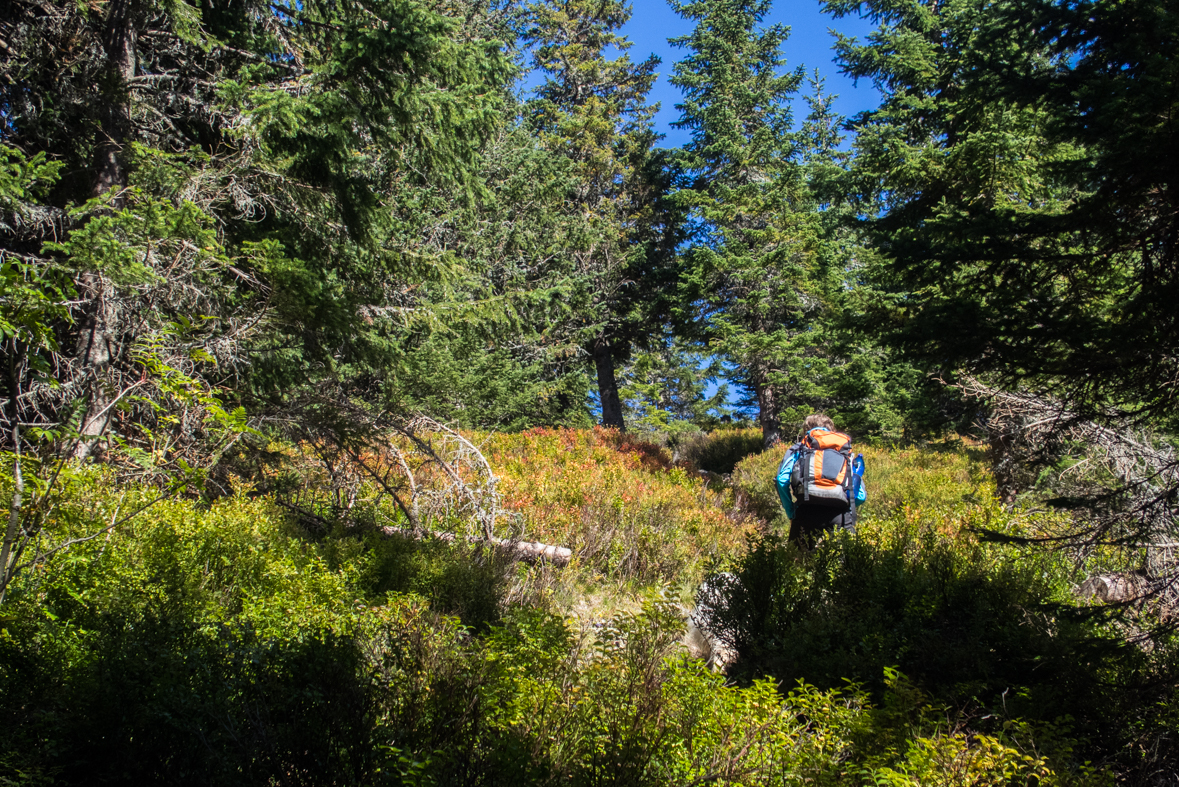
[[702, 525, 1097, 706], [0, 440, 1122, 782], [674, 427, 765, 475], [466, 594, 1106, 786], [326, 531, 512, 631], [0, 476, 1108, 786], [484, 427, 754, 588], [700, 490, 1178, 782], [0, 433, 1158, 784], [730, 443, 790, 526]]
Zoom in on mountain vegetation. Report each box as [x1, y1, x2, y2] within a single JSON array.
[[1, 0, 1176, 784]]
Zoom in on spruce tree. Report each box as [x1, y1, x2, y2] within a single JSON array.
[[618, 339, 732, 432], [827, 0, 1179, 424], [669, 0, 829, 446], [525, 0, 677, 430], [381, 123, 601, 429], [0, 0, 512, 454]]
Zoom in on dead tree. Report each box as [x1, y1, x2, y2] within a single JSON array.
[[277, 407, 572, 567], [961, 377, 1179, 618]]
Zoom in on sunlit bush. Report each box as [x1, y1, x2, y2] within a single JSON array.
[[483, 427, 755, 587], [675, 426, 764, 475], [482, 595, 1107, 786], [0, 434, 1145, 785]]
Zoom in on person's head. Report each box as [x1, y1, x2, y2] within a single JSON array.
[[800, 413, 836, 437]]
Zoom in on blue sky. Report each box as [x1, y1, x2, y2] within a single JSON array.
[[620, 0, 881, 147]]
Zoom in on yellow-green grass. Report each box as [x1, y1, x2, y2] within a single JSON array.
[[732, 437, 1074, 554], [480, 426, 756, 589]]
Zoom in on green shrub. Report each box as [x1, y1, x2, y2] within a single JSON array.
[[854, 439, 992, 516], [695, 510, 1178, 784], [0, 473, 504, 785], [730, 443, 790, 526], [848, 669, 1111, 787], [328, 531, 512, 631], [0, 437, 1147, 785], [676, 427, 764, 475], [475, 595, 1107, 787], [703, 524, 1109, 709]]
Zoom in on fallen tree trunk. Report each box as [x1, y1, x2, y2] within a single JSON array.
[[379, 526, 571, 567], [1077, 572, 1148, 604]]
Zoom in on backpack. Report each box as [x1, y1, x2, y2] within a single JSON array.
[[790, 428, 855, 511]]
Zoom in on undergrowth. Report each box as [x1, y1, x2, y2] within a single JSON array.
[[724, 438, 1176, 783], [483, 426, 755, 592], [1, 429, 1166, 784]]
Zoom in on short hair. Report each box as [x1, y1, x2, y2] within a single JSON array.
[[801, 413, 836, 434]]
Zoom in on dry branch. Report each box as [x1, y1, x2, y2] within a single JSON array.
[[282, 408, 564, 564], [378, 526, 571, 567], [960, 376, 1179, 615]]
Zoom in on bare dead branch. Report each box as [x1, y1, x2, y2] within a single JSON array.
[[960, 376, 1179, 622]]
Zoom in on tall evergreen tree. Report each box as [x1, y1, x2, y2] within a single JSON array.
[[827, 0, 1179, 425], [669, 0, 831, 446], [380, 122, 600, 430], [0, 0, 511, 456], [525, 0, 677, 430]]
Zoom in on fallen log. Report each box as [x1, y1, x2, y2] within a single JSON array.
[[1076, 572, 1148, 604], [379, 526, 571, 567]]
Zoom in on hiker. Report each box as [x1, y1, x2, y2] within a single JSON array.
[[775, 414, 866, 547]]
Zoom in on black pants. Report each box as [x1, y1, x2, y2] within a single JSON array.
[[788, 503, 857, 549]]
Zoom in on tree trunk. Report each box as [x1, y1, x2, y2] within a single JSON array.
[[72, 273, 116, 459], [987, 431, 1021, 505], [594, 338, 625, 431], [380, 526, 571, 567], [73, 0, 137, 459], [92, 0, 137, 203], [0, 424, 23, 604], [752, 370, 781, 448]]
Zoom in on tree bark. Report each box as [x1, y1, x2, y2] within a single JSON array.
[[594, 337, 625, 431], [0, 424, 23, 603], [92, 0, 137, 203], [73, 0, 137, 459], [72, 273, 116, 459], [752, 370, 781, 448]]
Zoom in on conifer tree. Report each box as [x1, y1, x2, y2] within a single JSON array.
[[669, 0, 829, 446], [0, 0, 512, 455], [618, 339, 732, 432], [380, 123, 601, 429], [827, 0, 1179, 425], [525, 0, 676, 430]]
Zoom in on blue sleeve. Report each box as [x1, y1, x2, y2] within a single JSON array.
[[853, 455, 867, 506], [775, 449, 796, 520]]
